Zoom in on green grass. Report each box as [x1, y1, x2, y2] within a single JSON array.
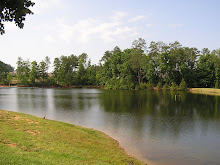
[[188, 88, 220, 96], [0, 110, 144, 165]]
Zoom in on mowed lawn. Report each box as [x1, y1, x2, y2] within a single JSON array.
[[0, 110, 144, 165]]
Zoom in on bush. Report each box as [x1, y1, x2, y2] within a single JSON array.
[[162, 83, 169, 90], [146, 82, 153, 90], [215, 81, 219, 89], [170, 82, 178, 91], [179, 79, 187, 90], [119, 85, 129, 90], [156, 82, 162, 90], [135, 83, 147, 90], [139, 83, 147, 90]]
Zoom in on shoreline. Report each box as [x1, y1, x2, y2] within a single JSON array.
[[188, 88, 220, 96], [0, 109, 145, 165], [1, 85, 220, 97], [0, 85, 104, 88]]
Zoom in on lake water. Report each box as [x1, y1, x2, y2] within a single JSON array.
[[0, 88, 220, 165]]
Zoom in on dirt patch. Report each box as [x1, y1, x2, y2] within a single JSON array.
[[27, 120, 39, 124], [6, 143, 17, 147], [14, 116, 25, 120], [0, 139, 17, 147], [26, 129, 40, 135]]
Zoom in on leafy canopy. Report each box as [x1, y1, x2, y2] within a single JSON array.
[[0, 0, 35, 34]]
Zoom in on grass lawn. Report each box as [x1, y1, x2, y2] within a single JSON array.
[[0, 110, 144, 165], [188, 88, 220, 96]]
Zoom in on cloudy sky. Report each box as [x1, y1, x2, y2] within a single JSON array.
[[1, 0, 220, 70]]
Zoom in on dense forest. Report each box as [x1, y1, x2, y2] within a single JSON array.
[[0, 60, 14, 85], [1, 38, 220, 90]]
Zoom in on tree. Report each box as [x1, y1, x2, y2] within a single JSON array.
[[146, 41, 161, 84], [131, 38, 146, 84], [6, 72, 12, 86], [0, 60, 14, 84], [197, 52, 215, 87], [53, 55, 79, 86], [39, 61, 47, 85], [0, 0, 35, 34], [77, 57, 87, 85], [16, 57, 30, 86], [29, 61, 39, 86], [39, 56, 50, 86], [53, 57, 61, 85]]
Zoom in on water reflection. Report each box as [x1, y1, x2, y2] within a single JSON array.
[[99, 90, 220, 120], [0, 88, 220, 165]]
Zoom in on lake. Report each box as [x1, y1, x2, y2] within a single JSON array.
[[0, 87, 220, 165]]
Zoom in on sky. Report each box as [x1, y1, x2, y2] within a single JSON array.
[[1, 0, 220, 70]]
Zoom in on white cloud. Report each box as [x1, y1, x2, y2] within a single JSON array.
[[32, 0, 64, 14], [47, 12, 138, 44], [168, 24, 183, 29], [111, 11, 128, 21], [129, 15, 145, 23], [44, 34, 55, 43], [146, 24, 153, 28], [4, 22, 17, 31]]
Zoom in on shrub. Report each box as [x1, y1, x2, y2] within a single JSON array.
[[179, 79, 187, 91], [170, 82, 178, 90], [156, 82, 162, 90], [162, 83, 169, 90], [119, 85, 129, 90], [139, 83, 147, 90], [146, 82, 153, 90], [215, 81, 219, 89]]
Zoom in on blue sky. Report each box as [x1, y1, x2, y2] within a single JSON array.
[[1, 0, 220, 70]]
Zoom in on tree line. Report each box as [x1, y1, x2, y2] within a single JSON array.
[[1, 38, 220, 89], [0, 61, 14, 85], [99, 39, 220, 90]]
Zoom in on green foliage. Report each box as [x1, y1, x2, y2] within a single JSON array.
[[179, 79, 187, 90], [29, 61, 39, 86], [197, 53, 215, 87], [0, 60, 14, 85], [6, 73, 12, 86], [16, 57, 30, 86], [156, 82, 162, 90], [146, 82, 153, 90], [170, 82, 178, 91], [135, 83, 147, 90], [0, 0, 35, 34], [215, 81, 219, 89], [162, 83, 169, 90], [10, 39, 220, 89]]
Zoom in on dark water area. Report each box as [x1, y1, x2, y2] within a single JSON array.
[[0, 88, 220, 165]]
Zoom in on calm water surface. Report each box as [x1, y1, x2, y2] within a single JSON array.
[[0, 88, 220, 165]]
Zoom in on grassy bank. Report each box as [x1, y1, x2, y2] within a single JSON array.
[[188, 88, 220, 96], [0, 110, 144, 165]]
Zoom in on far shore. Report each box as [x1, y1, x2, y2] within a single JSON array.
[[0, 85, 104, 88], [1, 85, 220, 97]]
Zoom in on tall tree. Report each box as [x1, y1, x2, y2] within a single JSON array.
[[0, 60, 14, 84], [29, 61, 39, 86], [197, 51, 216, 87], [131, 38, 146, 84], [16, 57, 30, 86]]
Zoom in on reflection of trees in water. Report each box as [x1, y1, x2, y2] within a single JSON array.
[[53, 90, 95, 111], [16, 88, 47, 114], [99, 90, 220, 138], [99, 90, 220, 120]]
